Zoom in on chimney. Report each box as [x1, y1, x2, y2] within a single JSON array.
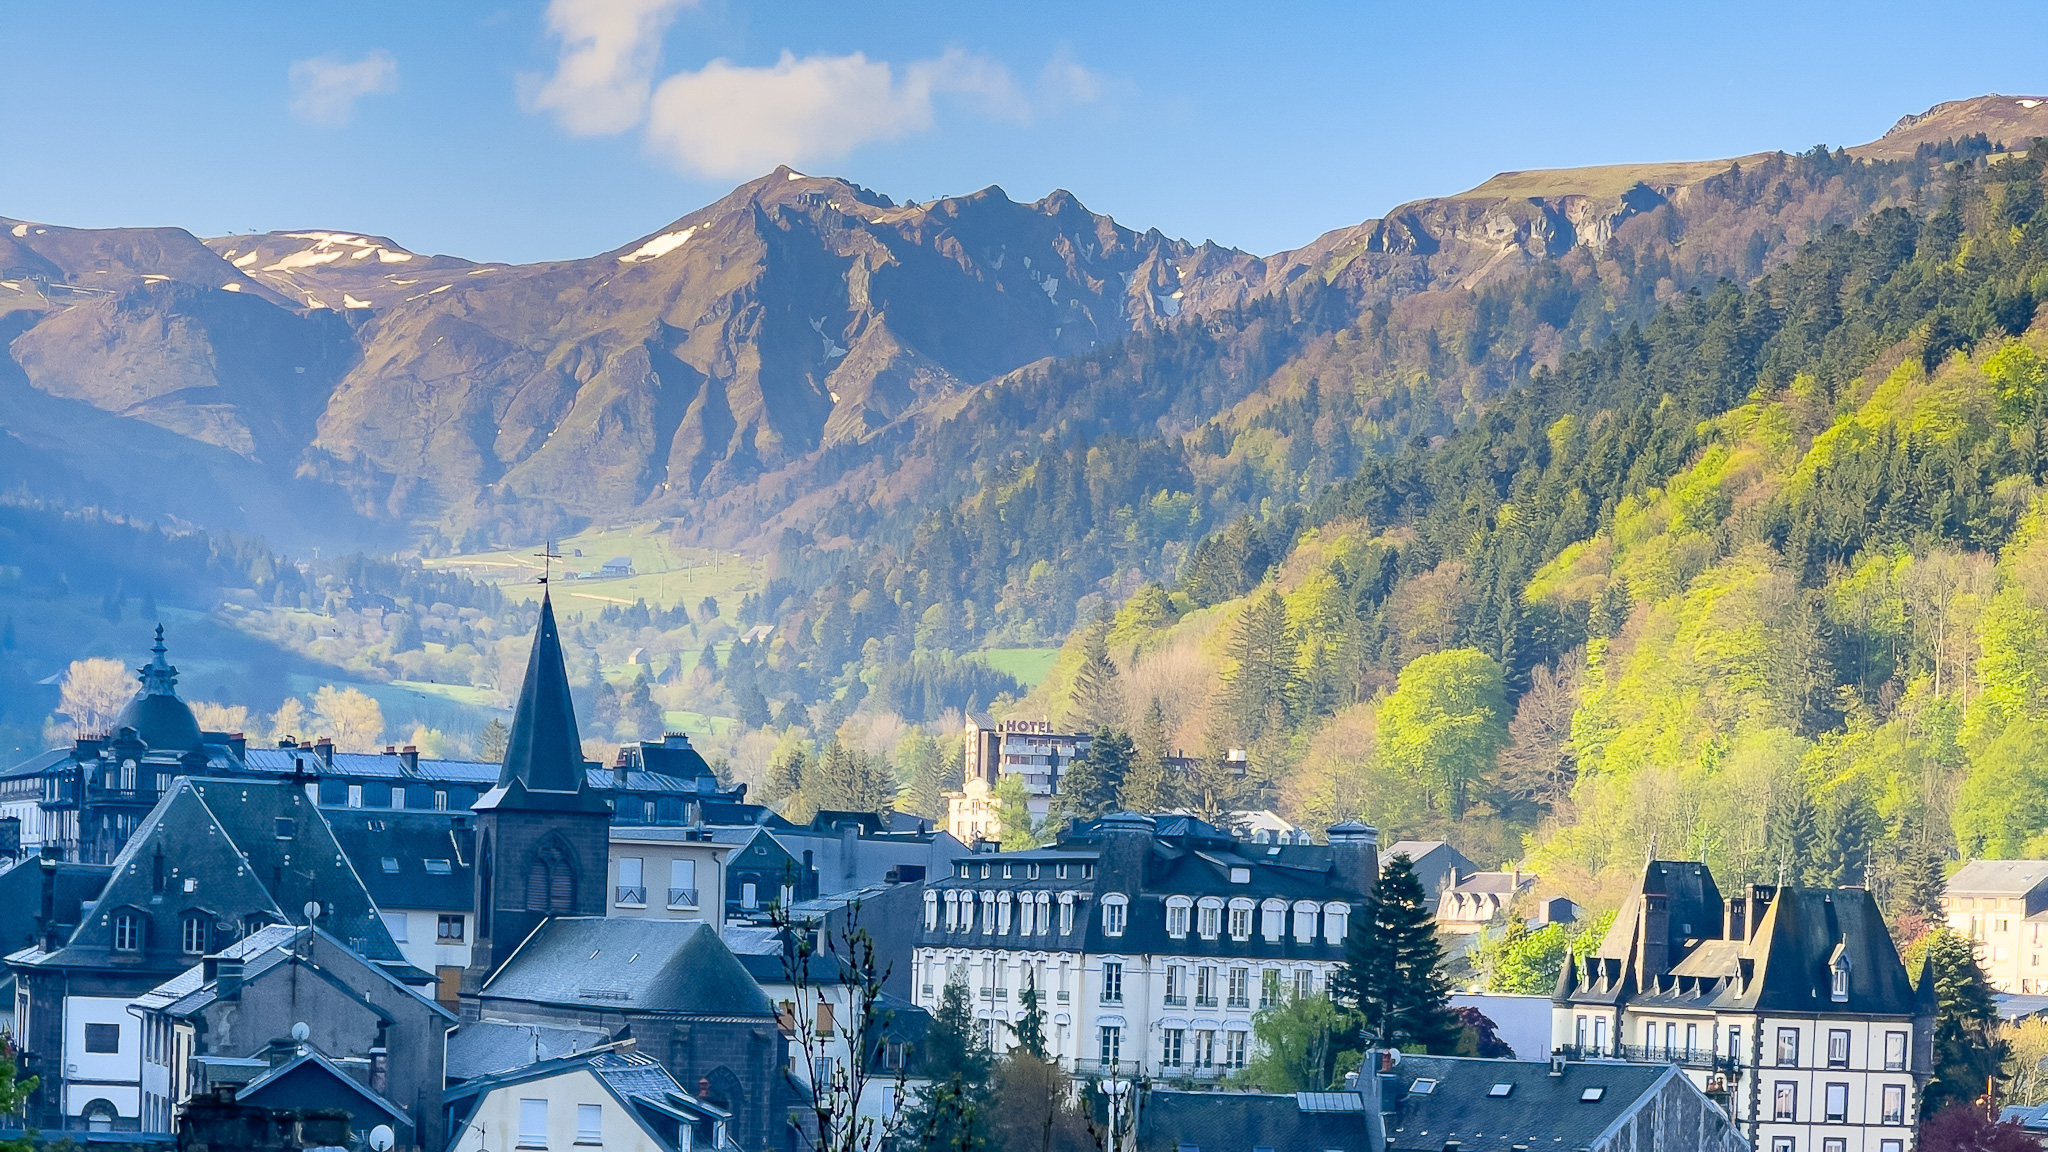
[[1326, 821, 1380, 900], [384, 745, 397, 756], [277, 735, 298, 749], [369, 1045, 388, 1095], [399, 745, 419, 774], [214, 957, 244, 999], [1745, 884, 1776, 940], [1635, 892, 1671, 986], [37, 853, 57, 951], [1724, 895, 1747, 942], [312, 738, 334, 768], [229, 732, 247, 758], [1095, 811, 1156, 894]]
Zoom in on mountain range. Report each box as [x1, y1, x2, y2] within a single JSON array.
[[4, 94, 2045, 553]]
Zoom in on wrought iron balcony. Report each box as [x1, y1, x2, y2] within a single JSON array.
[[1553, 1043, 1739, 1073]]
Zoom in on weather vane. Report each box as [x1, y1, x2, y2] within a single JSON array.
[[536, 539, 562, 585]]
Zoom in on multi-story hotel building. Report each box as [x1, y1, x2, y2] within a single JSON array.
[[1554, 862, 1933, 1152], [911, 812, 1378, 1079], [1941, 859, 2048, 992]]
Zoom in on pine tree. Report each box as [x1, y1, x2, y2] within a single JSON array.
[[764, 746, 809, 808], [808, 741, 896, 817], [1809, 786, 1876, 887], [902, 976, 991, 1152], [1766, 784, 1817, 885], [1069, 616, 1123, 731], [1918, 929, 2007, 1116], [899, 730, 957, 820], [1336, 854, 1459, 1053], [1221, 588, 1298, 743], [1051, 727, 1134, 828], [390, 611, 424, 653], [1012, 981, 1048, 1060], [1116, 699, 1172, 813], [478, 718, 509, 762], [698, 640, 720, 676]]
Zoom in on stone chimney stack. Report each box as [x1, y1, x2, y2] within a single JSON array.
[[1095, 811, 1157, 895], [1326, 820, 1380, 899]]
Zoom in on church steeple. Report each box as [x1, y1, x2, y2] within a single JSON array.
[[475, 591, 607, 813]]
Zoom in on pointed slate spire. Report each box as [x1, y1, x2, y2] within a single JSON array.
[[478, 591, 607, 812], [138, 624, 179, 696]]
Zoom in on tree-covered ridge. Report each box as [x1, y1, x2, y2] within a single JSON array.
[[1006, 143, 2048, 908], [723, 142, 2000, 727]]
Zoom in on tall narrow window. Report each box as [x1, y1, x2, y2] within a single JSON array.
[[1881, 1084, 1906, 1125], [1884, 1030, 1907, 1071], [1825, 1082, 1848, 1123], [1228, 967, 1249, 1009], [576, 1103, 602, 1144], [1774, 1081, 1797, 1121], [181, 916, 208, 955], [526, 841, 576, 913], [1827, 1029, 1850, 1068], [1776, 1027, 1800, 1066], [519, 1099, 547, 1148], [1261, 969, 1281, 1009], [114, 914, 139, 953], [1100, 962, 1123, 1004], [1161, 1028, 1184, 1067], [1098, 1025, 1122, 1069], [1103, 897, 1127, 936]]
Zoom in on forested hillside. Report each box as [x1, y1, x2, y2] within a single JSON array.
[[989, 142, 2048, 916]]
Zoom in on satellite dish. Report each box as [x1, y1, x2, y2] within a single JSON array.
[[369, 1125, 395, 1152], [291, 1022, 310, 1042], [303, 900, 322, 921]]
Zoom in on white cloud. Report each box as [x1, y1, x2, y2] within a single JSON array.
[[288, 50, 399, 127], [525, 3, 1103, 179], [646, 48, 1043, 178], [531, 0, 695, 135]]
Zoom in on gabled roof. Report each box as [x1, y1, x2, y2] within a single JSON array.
[[135, 925, 455, 1023], [444, 1047, 729, 1152], [482, 917, 775, 1017], [237, 1048, 410, 1124], [1386, 1055, 1695, 1152], [476, 592, 609, 814], [12, 778, 401, 971], [447, 1022, 610, 1082]]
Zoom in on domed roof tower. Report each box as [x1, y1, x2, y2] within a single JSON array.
[[112, 625, 204, 753]]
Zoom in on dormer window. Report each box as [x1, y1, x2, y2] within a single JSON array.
[[1165, 897, 1192, 939], [1197, 898, 1224, 939], [181, 915, 210, 955], [113, 914, 139, 953], [1830, 946, 1851, 1002], [1103, 894, 1128, 937]]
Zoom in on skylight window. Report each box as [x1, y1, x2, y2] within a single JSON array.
[[1409, 1078, 1437, 1095], [1581, 1087, 1605, 1102], [381, 858, 399, 873], [424, 859, 452, 874], [1488, 1083, 1514, 1097]]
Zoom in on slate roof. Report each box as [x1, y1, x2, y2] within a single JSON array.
[[482, 917, 776, 1018], [325, 809, 474, 912], [1594, 861, 1723, 963], [237, 1048, 410, 1123], [1137, 1088, 1380, 1152], [10, 777, 403, 972], [1384, 1055, 1675, 1152], [0, 856, 111, 959], [1947, 860, 2048, 897], [134, 925, 455, 1023], [446, 1022, 610, 1082], [476, 591, 610, 814]]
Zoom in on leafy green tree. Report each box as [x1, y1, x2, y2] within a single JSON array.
[[995, 776, 1040, 850], [1335, 854, 1460, 1052], [1914, 929, 2007, 1116], [0, 1042, 36, 1152], [1955, 719, 2048, 858], [389, 611, 423, 653], [1375, 649, 1507, 816], [904, 975, 992, 1152], [1050, 728, 1134, 829], [1236, 991, 1355, 1092]]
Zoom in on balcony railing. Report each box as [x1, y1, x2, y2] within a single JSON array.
[[1554, 1044, 1738, 1072], [667, 887, 699, 908], [615, 885, 646, 905]]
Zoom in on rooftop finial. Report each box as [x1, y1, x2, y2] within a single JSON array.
[[138, 626, 180, 697], [535, 539, 563, 585]]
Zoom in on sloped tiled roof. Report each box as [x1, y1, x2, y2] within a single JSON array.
[[482, 917, 774, 1017], [1386, 1055, 1683, 1152], [1947, 860, 2048, 896], [1138, 1088, 1380, 1152]]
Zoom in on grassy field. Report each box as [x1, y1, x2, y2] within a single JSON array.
[[426, 521, 765, 614], [979, 646, 1061, 689], [1454, 154, 1771, 200]]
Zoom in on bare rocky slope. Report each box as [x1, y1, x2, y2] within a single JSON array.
[[2, 96, 2043, 550]]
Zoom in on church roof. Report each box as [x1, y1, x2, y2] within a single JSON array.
[[475, 591, 608, 815], [481, 917, 774, 1018]]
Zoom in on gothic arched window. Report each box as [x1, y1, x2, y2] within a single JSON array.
[[525, 840, 576, 913]]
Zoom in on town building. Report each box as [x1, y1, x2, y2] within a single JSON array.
[[1381, 1052, 1746, 1152], [328, 808, 477, 1002], [1436, 867, 1537, 934], [1553, 861, 1934, 1152], [1136, 1086, 1381, 1152], [132, 924, 457, 1151], [607, 825, 730, 930], [911, 812, 1378, 1079], [1381, 840, 1477, 906], [6, 775, 405, 1136], [1940, 859, 2048, 992], [444, 1045, 735, 1152], [947, 716, 1092, 842], [473, 918, 785, 1152]]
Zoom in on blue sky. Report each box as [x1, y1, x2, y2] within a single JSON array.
[[3, 1, 2045, 264]]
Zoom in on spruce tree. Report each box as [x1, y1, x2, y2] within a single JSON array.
[[1051, 727, 1134, 828], [1918, 929, 2006, 1116], [621, 673, 664, 741], [1012, 982, 1048, 1060], [1069, 616, 1123, 731], [1336, 854, 1459, 1053], [477, 718, 509, 763], [1221, 588, 1299, 743], [808, 741, 896, 817], [903, 976, 991, 1152], [1116, 699, 1172, 813], [763, 746, 809, 808]]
